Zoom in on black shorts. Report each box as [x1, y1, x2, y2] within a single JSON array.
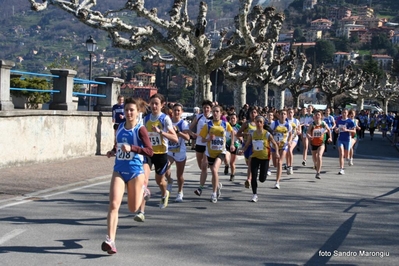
[[311, 144, 324, 151], [113, 123, 120, 130], [195, 144, 206, 153], [207, 154, 226, 166], [144, 153, 168, 175]]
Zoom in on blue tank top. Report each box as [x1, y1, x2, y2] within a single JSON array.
[[114, 122, 145, 173]]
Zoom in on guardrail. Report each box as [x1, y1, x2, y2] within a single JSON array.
[[1, 59, 124, 111]]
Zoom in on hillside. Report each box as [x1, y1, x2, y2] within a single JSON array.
[[0, 0, 295, 76]]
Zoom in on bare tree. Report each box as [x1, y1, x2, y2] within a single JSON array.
[[28, 0, 285, 106]]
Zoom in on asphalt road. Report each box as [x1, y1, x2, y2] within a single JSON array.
[[0, 132, 398, 266]]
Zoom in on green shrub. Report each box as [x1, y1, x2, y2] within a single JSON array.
[[10, 77, 51, 109]]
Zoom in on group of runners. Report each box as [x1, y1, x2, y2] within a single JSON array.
[[102, 94, 382, 254]]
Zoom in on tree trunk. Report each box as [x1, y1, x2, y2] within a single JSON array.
[[356, 97, 364, 111], [239, 80, 247, 110], [383, 99, 389, 114], [195, 73, 212, 106], [292, 93, 300, 108], [273, 87, 285, 110], [259, 84, 268, 107]]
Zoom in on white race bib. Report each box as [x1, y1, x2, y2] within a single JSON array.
[[313, 129, 323, 138], [210, 137, 224, 151], [148, 132, 162, 146], [116, 143, 134, 161], [252, 140, 264, 151]]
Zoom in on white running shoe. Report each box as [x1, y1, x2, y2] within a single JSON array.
[[338, 169, 345, 175], [267, 170, 272, 176], [210, 194, 217, 203], [274, 182, 280, 189], [349, 159, 353, 166], [290, 167, 294, 175], [251, 194, 258, 203], [175, 193, 183, 203]]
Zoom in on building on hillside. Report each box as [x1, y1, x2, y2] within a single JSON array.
[[357, 6, 374, 18], [372, 54, 393, 71], [356, 17, 385, 29], [305, 29, 322, 42], [333, 51, 359, 66], [291, 42, 316, 52], [368, 27, 395, 41], [392, 33, 399, 45], [303, 0, 317, 10], [337, 16, 359, 29], [135, 72, 156, 86], [310, 19, 333, 30], [120, 83, 158, 102], [327, 6, 352, 21], [278, 31, 294, 42], [336, 24, 366, 38]]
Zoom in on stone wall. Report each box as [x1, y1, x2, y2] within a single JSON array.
[[0, 110, 113, 169]]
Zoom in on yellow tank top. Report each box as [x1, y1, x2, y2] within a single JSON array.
[[144, 115, 167, 154], [251, 129, 270, 160]]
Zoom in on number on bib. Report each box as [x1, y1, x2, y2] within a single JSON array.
[[148, 132, 162, 146]]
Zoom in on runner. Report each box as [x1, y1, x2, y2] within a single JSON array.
[[323, 107, 335, 153], [299, 107, 313, 166], [225, 113, 241, 181], [242, 115, 279, 202], [270, 109, 292, 189], [190, 100, 213, 196], [143, 93, 178, 208], [335, 109, 356, 175], [307, 110, 332, 179], [198, 105, 236, 203], [101, 97, 153, 255], [286, 107, 301, 175], [236, 107, 258, 188], [165, 103, 191, 202], [369, 113, 378, 140], [348, 109, 360, 166]]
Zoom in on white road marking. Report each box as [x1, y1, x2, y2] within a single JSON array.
[[0, 229, 26, 245]]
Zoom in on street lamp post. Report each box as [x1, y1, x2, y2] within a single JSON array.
[[165, 63, 171, 103], [86, 36, 97, 111]]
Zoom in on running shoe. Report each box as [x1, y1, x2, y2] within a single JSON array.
[[302, 160, 306, 166], [289, 167, 294, 175], [134, 212, 145, 222], [267, 170, 272, 176], [194, 187, 202, 196], [159, 190, 170, 209], [338, 169, 345, 175], [283, 163, 287, 170], [175, 193, 184, 203], [217, 182, 223, 198], [210, 194, 217, 203], [250, 194, 258, 203], [101, 236, 117, 254], [167, 179, 174, 193], [244, 180, 250, 189], [143, 186, 151, 201], [315, 173, 321, 179], [224, 165, 229, 175], [229, 174, 235, 182], [274, 182, 280, 189], [349, 159, 353, 166], [286, 167, 291, 175]]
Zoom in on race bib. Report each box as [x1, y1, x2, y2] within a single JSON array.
[[252, 140, 264, 151], [148, 132, 162, 146], [116, 143, 134, 161], [168, 140, 180, 153], [313, 129, 323, 138], [338, 124, 346, 132], [274, 133, 283, 142], [210, 137, 224, 151]]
